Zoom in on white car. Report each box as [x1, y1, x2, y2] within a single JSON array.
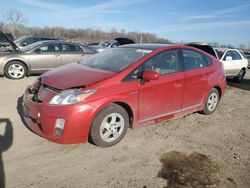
[[215, 48, 248, 82]]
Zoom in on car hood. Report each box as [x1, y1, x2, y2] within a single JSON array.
[[41, 63, 115, 90]]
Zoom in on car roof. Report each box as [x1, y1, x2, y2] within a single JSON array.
[[31, 40, 80, 45], [121, 43, 174, 50]]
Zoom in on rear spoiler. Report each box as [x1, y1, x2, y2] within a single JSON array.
[[0, 31, 20, 51]]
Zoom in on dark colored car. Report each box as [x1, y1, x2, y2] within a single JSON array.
[[14, 35, 63, 48], [22, 43, 226, 147]]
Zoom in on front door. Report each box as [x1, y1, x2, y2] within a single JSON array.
[[29, 43, 61, 72], [138, 49, 184, 122]]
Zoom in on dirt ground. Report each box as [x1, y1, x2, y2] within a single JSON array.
[[0, 71, 250, 188]]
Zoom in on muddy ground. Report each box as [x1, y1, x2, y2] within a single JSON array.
[[0, 71, 250, 188]]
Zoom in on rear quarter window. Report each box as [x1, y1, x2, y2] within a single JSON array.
[[182, 49, 208, 70], [204, 55, 212, 66]]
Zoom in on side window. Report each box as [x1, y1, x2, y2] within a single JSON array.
[[223, 50, 233, 61], [182, 50, 206, 70], [122, 65, 143, 82], [204, 55, 212, 66], [61, 44, 80, 53], [111, 42, 119, 48], [75, 45, 83, 52], [232, 51, 242, 60], [143, 50, 179, 75], [33, 37, 40, 43], [223, 50, 242, 60], [21, 38, 34, 46], [38, 44, 60, 53]]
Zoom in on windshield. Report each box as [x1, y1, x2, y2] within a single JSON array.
[[99, 41, 115, 48], [79, 48, 152, 72], [0, 35, 7, 42], [14, 36, 25, 43], [21, 42, 43, 52]]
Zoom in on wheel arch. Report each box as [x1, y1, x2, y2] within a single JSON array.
[[87, 100, 134, 141], [4, 59, 30, 76], [113, 101, 134, 128], [213, 86, 222, 98]]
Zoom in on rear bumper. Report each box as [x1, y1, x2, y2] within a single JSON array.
[[220, 78, 227, 97], [22, 89, 97, 144]]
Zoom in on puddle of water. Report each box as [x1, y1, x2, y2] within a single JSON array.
[[158, 151, 220, 188]]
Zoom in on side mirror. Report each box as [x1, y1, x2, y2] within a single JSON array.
[[142, 70, 160, 81], [225, 56, 232, 61], [34, 48, 41, 53]]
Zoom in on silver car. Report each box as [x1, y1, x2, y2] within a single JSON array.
[[0, 33, 96, 79]]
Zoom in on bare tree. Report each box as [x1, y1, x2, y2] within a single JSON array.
[[2, 9, 26, 35]]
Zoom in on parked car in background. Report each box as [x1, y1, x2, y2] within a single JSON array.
[[90, 38, 135, 52], [187, 43, 248, 82], [0, 32, 94, 79], [243, 51, 250, 68], [90, 40, 120, 52], [215, 48, 248, 81], [77, 43, 97, 55], [14, 35, 62, 48], [22, 43, 226, 147]]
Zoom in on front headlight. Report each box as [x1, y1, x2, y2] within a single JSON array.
[[29, 78, 41, 94], [49, 89, 96, 105]]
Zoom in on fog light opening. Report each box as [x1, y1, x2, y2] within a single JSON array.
[[55, 119, 65, 136]]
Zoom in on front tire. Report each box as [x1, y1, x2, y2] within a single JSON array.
[[202, 88, 220, 115], [90, 104, 129, 147], [4, 61, 27, 79]]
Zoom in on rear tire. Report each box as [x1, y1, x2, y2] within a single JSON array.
[[202, 88, 220, 115], [4, 61, 27, 79], [90, 104, 129, 147]]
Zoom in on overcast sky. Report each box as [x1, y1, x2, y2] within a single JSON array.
[[1, 0, 250, 47]]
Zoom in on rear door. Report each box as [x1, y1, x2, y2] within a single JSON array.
[[138, 49, 184, 122], [60, 43, 86, 65], [181, 49, 211, 109], [28, 43, 61, 72]]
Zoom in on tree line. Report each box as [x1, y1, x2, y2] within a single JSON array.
[[0, 9, 170, 44], [0, 9, 249, 50]]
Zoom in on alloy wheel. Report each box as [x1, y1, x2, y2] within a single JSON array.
[[99, 112, 125, 142], [8, 64, 25, 79], [207, 93, 218, 112]]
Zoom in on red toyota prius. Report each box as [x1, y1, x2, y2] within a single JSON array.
[[22, 43, 226, 147]]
